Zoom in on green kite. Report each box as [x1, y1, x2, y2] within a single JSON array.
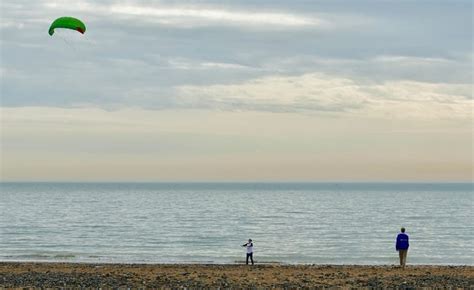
[[49, 17, 86, 36]]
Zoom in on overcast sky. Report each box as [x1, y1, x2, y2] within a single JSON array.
[[1, 0, 472, 181]]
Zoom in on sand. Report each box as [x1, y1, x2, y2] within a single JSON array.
[[0, 262, 473, 288]]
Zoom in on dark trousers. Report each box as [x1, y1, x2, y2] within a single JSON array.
[[246, 253, 254, 265]]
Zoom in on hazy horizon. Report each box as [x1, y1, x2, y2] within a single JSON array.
[[1, 181, 472, 185]]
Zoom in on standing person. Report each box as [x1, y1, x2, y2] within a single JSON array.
[[242, 239, 254, 265], [396, 227, 409, 268]]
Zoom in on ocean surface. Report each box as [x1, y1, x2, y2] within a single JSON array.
[[0, 182, 472, 265]]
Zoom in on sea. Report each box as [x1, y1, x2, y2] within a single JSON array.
[[0, 182, 472, 265]]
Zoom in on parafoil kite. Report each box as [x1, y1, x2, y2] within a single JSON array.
[[48, 17, 86, 36]]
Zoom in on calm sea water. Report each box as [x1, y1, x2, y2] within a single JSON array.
[[0, 183, 472, 265]]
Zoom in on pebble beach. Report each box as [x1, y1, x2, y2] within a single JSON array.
[[1, 262, 473, 288]]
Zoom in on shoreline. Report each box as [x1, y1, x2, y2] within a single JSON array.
[[1, 260, 473, 266], [1, 262, 473, 288]]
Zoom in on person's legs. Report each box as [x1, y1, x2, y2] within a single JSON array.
[[399, 250, 407, 268], [402, 250, 408, 267], [246, 253, 250, 265], [250, 253, 254, 265]]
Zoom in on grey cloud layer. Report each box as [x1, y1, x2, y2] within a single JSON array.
[[1, 0, 472, 116]]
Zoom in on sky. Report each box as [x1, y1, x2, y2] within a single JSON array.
[[0, 0, 472, 182]]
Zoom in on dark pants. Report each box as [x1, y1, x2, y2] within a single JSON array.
[[246, 253, 254, 265]]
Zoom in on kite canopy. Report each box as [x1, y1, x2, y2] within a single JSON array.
[[48, 17, 86, 36]]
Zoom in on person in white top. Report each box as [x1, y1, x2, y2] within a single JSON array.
[[242, 239, 254, 265]]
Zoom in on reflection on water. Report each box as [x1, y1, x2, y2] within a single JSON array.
[[0, 182, 472, 265]]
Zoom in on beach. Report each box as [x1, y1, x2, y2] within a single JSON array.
[[2, 0, 472, 287], [1, 262, 473, 288]]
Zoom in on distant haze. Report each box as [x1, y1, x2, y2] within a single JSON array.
[[1, 0, 472, 181]]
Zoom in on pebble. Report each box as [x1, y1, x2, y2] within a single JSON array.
[[0, 264, 472, 288]]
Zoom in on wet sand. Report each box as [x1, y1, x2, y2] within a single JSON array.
[[0, 262, 473, 288]]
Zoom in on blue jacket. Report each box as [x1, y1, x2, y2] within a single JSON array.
[[396, 233, 409, 250]]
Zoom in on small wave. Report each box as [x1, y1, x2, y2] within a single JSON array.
[[54, 254, 76, 258], [1, 253, 77, 260], [4, 254, 50, 259]]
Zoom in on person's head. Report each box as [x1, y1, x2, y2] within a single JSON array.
[[248, 239, 252, 242], [401, 227, 406, 233]]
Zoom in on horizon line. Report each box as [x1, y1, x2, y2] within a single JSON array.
[[1, 180, 472, 184]]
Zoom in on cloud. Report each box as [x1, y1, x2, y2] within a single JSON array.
[[42, 1, 324, 29], [260, 54, 473, 83], [166, 58, 260, 71], [176, 73, 473, 119], [1, 0, 471, 119]]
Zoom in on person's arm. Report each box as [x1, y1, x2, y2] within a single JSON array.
[[242, 243, 248, 247], [395, 234, 400, 251]]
